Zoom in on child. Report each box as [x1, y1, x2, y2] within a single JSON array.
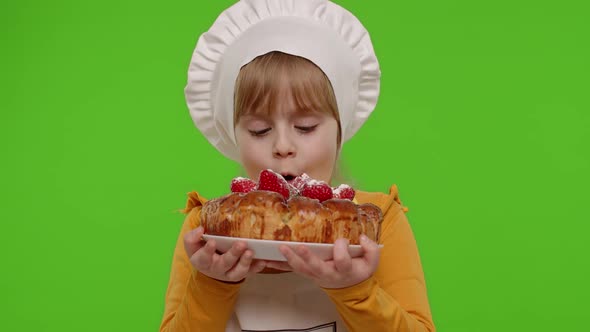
[[160, 1, 435, 331]]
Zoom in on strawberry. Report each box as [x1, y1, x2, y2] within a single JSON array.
[[333, 184, 355, 200], [301, 180, 333, 202], [291, 173, 311, 191], [287, 183, 300, 197], [257, 169, 290, 199], [230, 177, 256, 193]]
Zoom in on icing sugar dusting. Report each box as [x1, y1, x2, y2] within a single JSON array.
[[333, 184, 351, 196], [307, 179, 327, 186]]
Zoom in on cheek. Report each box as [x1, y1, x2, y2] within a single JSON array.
[[236, 136, 266, 178], [310, 138, 337, 158], [238, 143, 255, 164], [306, 132, 338, 167], [317, 123, 339, 157]]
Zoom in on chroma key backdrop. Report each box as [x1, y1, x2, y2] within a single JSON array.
[[1, 0, 589, 331]]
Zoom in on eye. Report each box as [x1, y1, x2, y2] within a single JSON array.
[[295, 125, 318, 133], [248, 128, 271, 137]]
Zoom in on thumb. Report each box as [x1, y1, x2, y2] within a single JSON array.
[[183, 226, 205, 257]]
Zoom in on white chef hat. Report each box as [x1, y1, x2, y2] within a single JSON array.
[[185, 0, 381, 161]]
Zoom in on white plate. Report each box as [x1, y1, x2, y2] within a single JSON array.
[[202, 234, 382, 261]]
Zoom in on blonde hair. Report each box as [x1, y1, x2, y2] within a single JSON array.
[[233, 51, 342, 146]]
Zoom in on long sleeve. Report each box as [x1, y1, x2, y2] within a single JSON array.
[[323, 186, 436, 332], [160, 192, 242, 332]]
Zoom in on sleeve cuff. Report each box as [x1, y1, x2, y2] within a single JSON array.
[[322, 277, 376, 302], [193, 270, 244, 296]]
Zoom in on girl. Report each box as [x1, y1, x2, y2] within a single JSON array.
[[161, 1, 435, 331]]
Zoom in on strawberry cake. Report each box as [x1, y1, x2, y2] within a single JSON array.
[[200, 170, 383, 245]]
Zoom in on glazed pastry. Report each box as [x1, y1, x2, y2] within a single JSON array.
[[201, 170, 383, 244]]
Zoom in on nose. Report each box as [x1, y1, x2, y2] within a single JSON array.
[[272, 130, 296, 159]]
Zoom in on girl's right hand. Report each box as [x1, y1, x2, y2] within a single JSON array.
[[183, 226, 267, 283]]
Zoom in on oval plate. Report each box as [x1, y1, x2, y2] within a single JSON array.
[[202, 234, 383, 261]]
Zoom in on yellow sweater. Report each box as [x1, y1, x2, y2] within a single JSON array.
[[160, 185, 436, 332]]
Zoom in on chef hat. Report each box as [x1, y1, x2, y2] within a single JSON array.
[[185, 0, 381, 161]]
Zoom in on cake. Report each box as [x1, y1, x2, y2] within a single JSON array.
[[200, 170, 383, 245]]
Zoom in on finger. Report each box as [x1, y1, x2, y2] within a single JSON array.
[[220, 241, 247, 270], [265, 261, 292, 271], [295, 245, 326, 274], [279, 245, 306, 271], [193, 238, 217, 270], [225, 249, 254, 281], [280, 245, 322, 278], [333, 238, 352, 273], [248, 259, 267, 275], [183, 227, 205, 257], [360, 235, 380, 270]]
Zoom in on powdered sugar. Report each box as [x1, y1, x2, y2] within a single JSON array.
[[230, 170, 354, 200], [307, 179, 327, 186], [291, 173, 311, 190], [332, 184, 350, 195], [332, 184, 355, 200]]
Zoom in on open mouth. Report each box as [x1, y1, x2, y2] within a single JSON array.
[[282, 174, 296, 182]]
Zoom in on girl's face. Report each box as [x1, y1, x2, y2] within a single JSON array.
[[235, 89, 339, 184]]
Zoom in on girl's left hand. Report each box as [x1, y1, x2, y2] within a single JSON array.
[[266, 235, 380, 289]]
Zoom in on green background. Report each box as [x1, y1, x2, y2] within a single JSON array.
[[2, 0, 589, 331]]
